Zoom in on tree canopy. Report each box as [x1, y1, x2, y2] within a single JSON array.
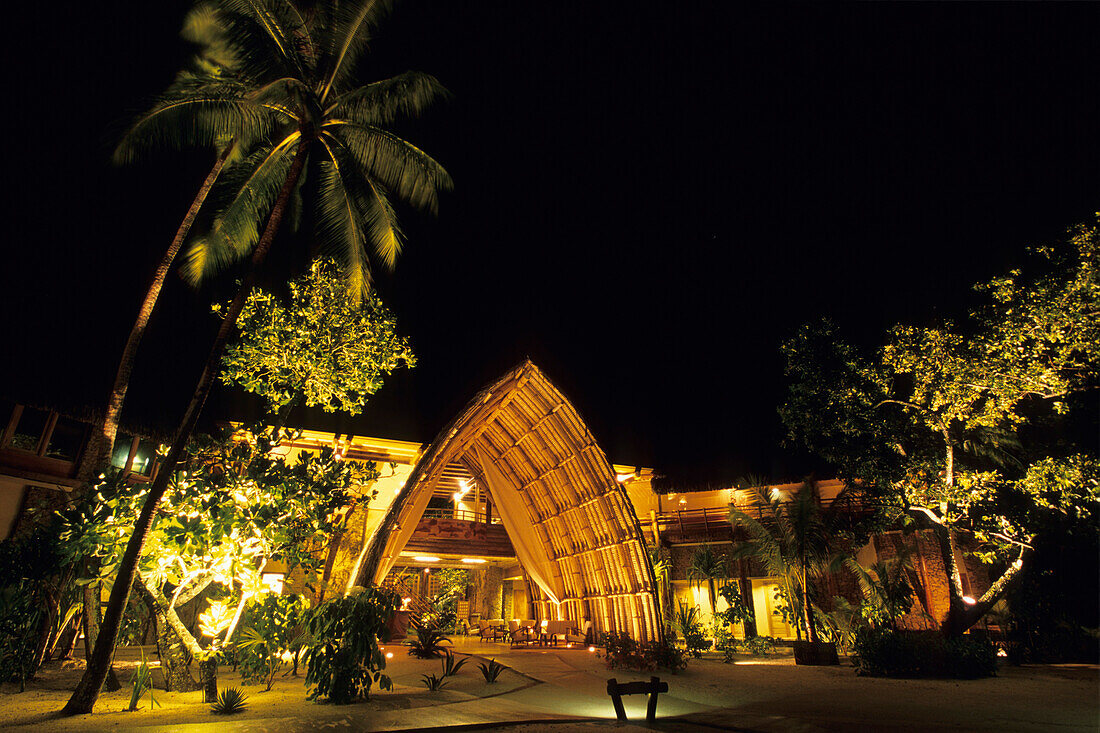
[[779, 215, 1099, 634], [218, 258, 415, 416]]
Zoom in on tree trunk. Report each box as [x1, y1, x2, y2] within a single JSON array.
[[81, 582, 121, 692], [802, 567, 820, 644], [198, 657, 219, 703], [73, 146, 234, 487], [137, 576, 198, 692], [52, 612, 82, 661], [738, 558, 757, 638], [62, 134, 311, 716]]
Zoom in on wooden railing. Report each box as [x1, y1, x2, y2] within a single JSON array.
[[656, 494, 880, 540], [420, 507, 502, 524]]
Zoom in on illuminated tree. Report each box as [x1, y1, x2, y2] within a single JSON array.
[[780, 217, 1099, 636], [66, 0, 449, 713], [61, 428, 370, 700], [218, 258, 415, 427]]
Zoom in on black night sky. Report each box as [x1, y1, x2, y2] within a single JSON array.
[[2, 2, 1098, 483]]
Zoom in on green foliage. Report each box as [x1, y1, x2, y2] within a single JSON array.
[[721, 635, 779, 662], [601, 631, 688, 673], [477, 658, 505, 682], [210, 686, 249, 715], [127, 650, 159, 711], [814, 597, 863, 654], [304, 587, 397, 704], [0, 529, 73, 687], [0, 582, 43, 689], [780, 217, 1100, 630], [406, 625, 451, 659], [846, 556, 916, 630], [730, 481, 850, 640], [716, 583, 754, 628], [687, 545, 727, 614], [439, 651, 467, 677], [674, 604, 710, 658], [420, 672, 448, 691], [218, 258, 415, 416], [852, 628, 997, 678], [161, 1, 453, 294], [235, 594, 310, 689]]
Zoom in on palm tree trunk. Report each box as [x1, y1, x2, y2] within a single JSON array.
[[63, 134, 311, 716], [69, 149, 232, 696], [802, 569, 819, 644], [74, 145, 234, 486]]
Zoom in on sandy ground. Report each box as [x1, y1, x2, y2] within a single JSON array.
[[1, 640, 1096, 732], [0, 644, 531, 732]]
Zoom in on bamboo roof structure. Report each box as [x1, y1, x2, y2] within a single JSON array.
[[353, 360, 662, 641]]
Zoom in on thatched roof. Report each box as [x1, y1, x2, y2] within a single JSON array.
[[355, 360, 661, 641]]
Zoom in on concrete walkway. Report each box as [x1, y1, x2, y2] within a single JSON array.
[[99, 637, 1099, 733]]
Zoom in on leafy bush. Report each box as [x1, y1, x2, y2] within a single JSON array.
[[439, 651, 467, 677], [235, 594, 309, 688], [210, 687, 248, 715], [304, 587, 397, 704], [721, 635, 779, 662], [477, 658, 505, 682], [406, 625, 451, 658], [675, 604, 710, 658], [853, 628, 997, 678], [127, 650, 159, 711], [602, 632, 687, 673], [421, 672, 448, 691]]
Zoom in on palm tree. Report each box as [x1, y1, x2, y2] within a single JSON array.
[[686, 544, 726, 619], [69, 9, 267, 687], [64, 0, 450, 714], [729, 481, 840, 645]]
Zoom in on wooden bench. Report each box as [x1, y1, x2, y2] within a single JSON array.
[[606, 676, 668, 724]]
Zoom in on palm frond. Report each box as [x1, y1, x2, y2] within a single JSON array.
[[314, 134, 372, 295], [325, 121, 452, 213], [181, 2, 239, 71], [182, 134, 301, 284], [214, 0, 308, 84], [113, 86, 277, 164], [325, 71, 450, 124], [318, 0, 395, 104]]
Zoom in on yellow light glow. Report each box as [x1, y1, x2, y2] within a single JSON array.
[[386, 652, 393, 659], [461, 558, 487, 564], [413, 556, 440, 562], [962, 595, 976, 605], [588, 646, 596, 652]]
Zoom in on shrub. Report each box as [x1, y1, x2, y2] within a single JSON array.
[[477, 658, 505, 682], [721, 635, 779, 662], [236, 594, 309, 688], [406, 625, 451, 658], [210, 687, 248, 715], [602, 632, 688, 673], [304, 586, 397, 704], [675, 604, 710, 658], [853, 628, 997, 678], [439, 651, 467, 677], [421, 672, 448, 691]]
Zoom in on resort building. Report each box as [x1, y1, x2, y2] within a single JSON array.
[[0, 362, 992, 641]]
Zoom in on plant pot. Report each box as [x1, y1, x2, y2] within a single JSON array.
[[384, 610, 411, 642], [793, 640, 839, 666]]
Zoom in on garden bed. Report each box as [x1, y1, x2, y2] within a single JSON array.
[[0, 646, 530, 731]]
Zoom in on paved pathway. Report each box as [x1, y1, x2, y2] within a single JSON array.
[[119, 637, 1098, 733]]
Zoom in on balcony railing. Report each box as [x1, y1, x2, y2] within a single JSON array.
[[420, 507, 503, 524], [655, 494, 881, 540]]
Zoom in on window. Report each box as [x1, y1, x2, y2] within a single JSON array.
[[9, 408, 49, 453], [130, 439, 158, 476], [110, 434, 135, 470], [45, 417, 87, 462]]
